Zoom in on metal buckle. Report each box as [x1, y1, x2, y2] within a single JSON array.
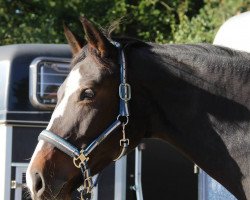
[[84, 177, 93, 193], [73, 150, 89, 168], [120, 138, 129, 147], [119, 83, 131, 101]]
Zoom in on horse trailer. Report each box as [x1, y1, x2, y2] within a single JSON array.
[[0, 44, 71, 200], [0, 43, 237, 200]]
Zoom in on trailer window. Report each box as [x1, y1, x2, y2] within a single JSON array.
[[29, 57, 70, 110]]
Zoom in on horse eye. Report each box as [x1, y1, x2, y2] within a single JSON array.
[[79, 89, 95, 101]]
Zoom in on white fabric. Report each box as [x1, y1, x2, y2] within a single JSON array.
[[213, 11, 250, 53]]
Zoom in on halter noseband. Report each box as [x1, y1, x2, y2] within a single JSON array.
[[38, 41, 131, 200]]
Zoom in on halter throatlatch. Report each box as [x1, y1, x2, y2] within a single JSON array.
[[38, 41, 131, 200]]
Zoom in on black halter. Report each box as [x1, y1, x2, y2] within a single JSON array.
[[38, 41, 131, 199]]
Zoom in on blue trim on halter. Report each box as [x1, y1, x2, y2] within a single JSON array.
[[38, 130, 80, 157], [84, 120, 122, 154]]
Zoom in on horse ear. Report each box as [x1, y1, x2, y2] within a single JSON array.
[[80, 16, 114, 58], [63, 23, 83, 56]]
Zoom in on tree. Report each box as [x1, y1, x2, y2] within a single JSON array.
[[172, 0, 250, 43], [0, 0, 249, 45]]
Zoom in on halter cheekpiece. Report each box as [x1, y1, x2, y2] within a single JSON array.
[[38, 41, 131, 200]]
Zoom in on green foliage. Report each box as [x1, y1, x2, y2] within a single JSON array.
[[0, 0, 249, 45], [172, 0, 250, 43]]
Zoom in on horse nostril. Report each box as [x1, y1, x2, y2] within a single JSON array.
[[34, 172, 45, 195]]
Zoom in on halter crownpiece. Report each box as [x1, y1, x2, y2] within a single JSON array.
[[38, 41, 131, 200]]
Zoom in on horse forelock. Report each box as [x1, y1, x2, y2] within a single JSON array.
[[70, 45, 88, 68]]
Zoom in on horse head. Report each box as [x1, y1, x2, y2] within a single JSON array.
[[26, 17, 145, 200]]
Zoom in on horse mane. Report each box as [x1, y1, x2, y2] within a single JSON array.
[[150, 43, 250, 109]]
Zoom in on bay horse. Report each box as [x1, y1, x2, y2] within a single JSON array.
[[26, 17, 250, 200]]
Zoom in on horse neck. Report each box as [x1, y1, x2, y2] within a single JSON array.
[[127, 44, 250, 200]]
